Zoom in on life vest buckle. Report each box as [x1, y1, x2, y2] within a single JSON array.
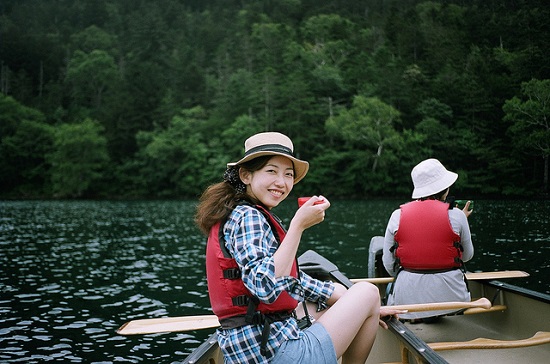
[[223, 268, 241, 279], [231, 295, 249, 306], [247, 311, 266, 325]]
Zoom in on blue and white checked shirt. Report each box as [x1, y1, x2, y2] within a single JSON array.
[[216, 205, 334, 363]]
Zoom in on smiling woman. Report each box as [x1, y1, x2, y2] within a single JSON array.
[[193, 132, 400, 364]]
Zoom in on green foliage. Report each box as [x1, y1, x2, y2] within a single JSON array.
[[0, 94, 51, 196], [1, 120, 53, 196], [0, 0, 549, 199], [135, 107, 213, 197], [504, 79, 550, 156], [326, 96, 401, 173], [47, 119, 110, 198], [70, 25, 118, 54], [221, 115, 265, 161], [65, 50, 118, 110], [503, 79, 550, 193], [0, 94, 45, 137]]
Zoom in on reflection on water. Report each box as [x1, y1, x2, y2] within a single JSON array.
[[0, 199, 548, 362], [466, 199, 550, 288], [1, 201, 210, 363]]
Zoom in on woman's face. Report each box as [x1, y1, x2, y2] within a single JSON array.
[[240, 155, 295, 209]]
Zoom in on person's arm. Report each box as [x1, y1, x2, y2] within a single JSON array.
[[273, 196, 330, 277], [450, 209, 474, 262], [300, 270, 335, 309]]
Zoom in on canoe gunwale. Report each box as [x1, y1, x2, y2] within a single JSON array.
[[386, 318, 449, 363], [181, 332, 219, 364], [484, 280, 550, 304]]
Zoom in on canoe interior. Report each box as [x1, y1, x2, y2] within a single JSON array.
[[367, 279, 550, 364], [182, 280, 550, 364], [181, 250, 550, 364]]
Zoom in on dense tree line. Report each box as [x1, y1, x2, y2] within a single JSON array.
[[1, 0, 548, 199]]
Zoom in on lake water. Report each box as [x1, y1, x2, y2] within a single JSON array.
[[1, 199, 548, 363]]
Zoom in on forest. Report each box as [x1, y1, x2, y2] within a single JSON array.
[[1, 0, 549, 199]]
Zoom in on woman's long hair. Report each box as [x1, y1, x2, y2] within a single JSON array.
[[194, 156, 272, 235]]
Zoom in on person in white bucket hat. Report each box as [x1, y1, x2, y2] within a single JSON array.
[[410, 158, 458, 199], [382, 158, 475, 322], [195, 132, 403, 364]]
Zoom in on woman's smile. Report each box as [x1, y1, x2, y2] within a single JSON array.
[[244, 155, 295, 208]]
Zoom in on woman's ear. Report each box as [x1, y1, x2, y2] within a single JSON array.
[[239, 168, 251, 185]]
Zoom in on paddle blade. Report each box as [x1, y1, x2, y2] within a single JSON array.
[[465, 270, 529, 280], [350, 270, 530, 285], [117, 315, 220, 335]]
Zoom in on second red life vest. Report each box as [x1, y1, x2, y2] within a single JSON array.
[[394, 199, 462, 271], [206, 204, 299, 321]]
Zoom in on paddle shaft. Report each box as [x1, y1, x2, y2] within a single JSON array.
[[386, 297, 491, 312], [116, 298, 491, 335], [350, 270, 529, 285]]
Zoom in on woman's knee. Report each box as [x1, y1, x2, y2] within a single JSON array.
[[350, 282, 380, 304]]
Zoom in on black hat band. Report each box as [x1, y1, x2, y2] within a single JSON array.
[[244, 144, 294, 158]]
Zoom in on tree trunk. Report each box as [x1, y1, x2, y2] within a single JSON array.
[[544, 154, 548, 194], [372, 144, 383, 173]]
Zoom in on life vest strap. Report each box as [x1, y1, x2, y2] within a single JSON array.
[[218, 311, 294, 329], [403, 267, 461, 274]]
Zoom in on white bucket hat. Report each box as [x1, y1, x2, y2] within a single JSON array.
[[227, 132, 309, 184], [411, 158, 458, 199]]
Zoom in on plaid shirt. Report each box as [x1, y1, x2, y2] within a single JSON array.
[[216, 205, 334, 364]]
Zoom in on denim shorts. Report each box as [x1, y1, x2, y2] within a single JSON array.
[[270, 323, 337, 364]]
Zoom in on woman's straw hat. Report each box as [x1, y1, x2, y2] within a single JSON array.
[[411, 158, 458, 198], [227, 132, 309, 184]]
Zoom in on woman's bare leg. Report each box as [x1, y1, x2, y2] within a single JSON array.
[[316, 282, 381, 364]]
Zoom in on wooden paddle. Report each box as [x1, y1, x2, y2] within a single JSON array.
[[117, 315, 221, 336], [116, 298, 491, 335], [350, 270, 529, 285]]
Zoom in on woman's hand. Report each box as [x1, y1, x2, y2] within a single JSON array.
[[291, 195, 330, 231], [378, 307, 408, 329], [462, 200, 473, 218]]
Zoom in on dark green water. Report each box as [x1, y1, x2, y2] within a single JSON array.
[[1, 199, 548, 363]]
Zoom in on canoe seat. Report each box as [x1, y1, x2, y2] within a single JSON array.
[[428, 331, 550, 351], [367, 236, 384, 278]]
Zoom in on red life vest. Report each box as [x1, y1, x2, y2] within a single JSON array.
[[394, 200, 462, 271], [206, 204, 299, 321]]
